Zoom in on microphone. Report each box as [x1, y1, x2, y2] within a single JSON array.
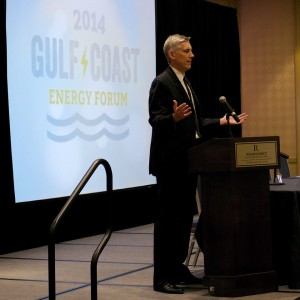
[[219, 96, 240, 123]]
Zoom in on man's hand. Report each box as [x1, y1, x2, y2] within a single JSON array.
[[220, 112, 248, 126], [172, 100, 192, 122]]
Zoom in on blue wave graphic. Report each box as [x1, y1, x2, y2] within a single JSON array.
[[47, 113, 129, 142], [47, 128, 129, 142], [47, 113, 129, 126]]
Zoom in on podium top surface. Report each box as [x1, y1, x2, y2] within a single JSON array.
[[188, 136, 280, 173]]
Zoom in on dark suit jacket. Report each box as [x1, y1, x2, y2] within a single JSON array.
[[148, 66, 220, 176]]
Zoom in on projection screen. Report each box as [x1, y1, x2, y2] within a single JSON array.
[[6, 0, 156, 203]]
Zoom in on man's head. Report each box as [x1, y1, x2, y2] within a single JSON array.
[[163, 34, 194, 73]]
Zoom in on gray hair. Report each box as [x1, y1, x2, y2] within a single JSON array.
[[163, 34, 191, 63]]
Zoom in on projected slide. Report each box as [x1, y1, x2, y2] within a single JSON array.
[[6, 0, 156, 203]]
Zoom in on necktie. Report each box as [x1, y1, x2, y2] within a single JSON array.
[[183, 76, 192, 100], [183, 77, 201, 139]]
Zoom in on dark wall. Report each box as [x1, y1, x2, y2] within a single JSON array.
[[1, 185, 157, 254]]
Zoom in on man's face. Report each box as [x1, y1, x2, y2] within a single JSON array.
[[169, 41, 194, 73]]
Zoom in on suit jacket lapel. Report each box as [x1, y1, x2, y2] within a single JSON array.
[[167, 66, 192, 104]]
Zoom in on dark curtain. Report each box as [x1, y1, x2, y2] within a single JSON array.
[[155, 0, 242, 138], [1, 1, 14, 209]]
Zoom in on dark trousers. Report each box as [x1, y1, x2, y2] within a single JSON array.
[[153, 171, 198, 284]]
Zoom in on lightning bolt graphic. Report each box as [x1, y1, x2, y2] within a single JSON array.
[[81, 48, 88, 78]]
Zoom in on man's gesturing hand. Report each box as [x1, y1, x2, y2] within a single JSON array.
[[172, 100, 192, 122]]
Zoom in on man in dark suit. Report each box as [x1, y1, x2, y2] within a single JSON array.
[[148, 33, 247, 294]]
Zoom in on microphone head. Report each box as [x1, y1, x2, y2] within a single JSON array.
[[219, 96, 226, 103]]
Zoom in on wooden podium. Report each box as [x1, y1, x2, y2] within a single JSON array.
[[188, 136, 280, 297]]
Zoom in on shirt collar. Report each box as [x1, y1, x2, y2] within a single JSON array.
[[170, 66, 185, 82]]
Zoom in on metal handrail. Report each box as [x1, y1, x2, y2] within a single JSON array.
[[48, 158, 113, 300]]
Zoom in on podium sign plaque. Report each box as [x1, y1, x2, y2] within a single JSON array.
[[188, 136, 279, 297], [235, 139, 279, 168]]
